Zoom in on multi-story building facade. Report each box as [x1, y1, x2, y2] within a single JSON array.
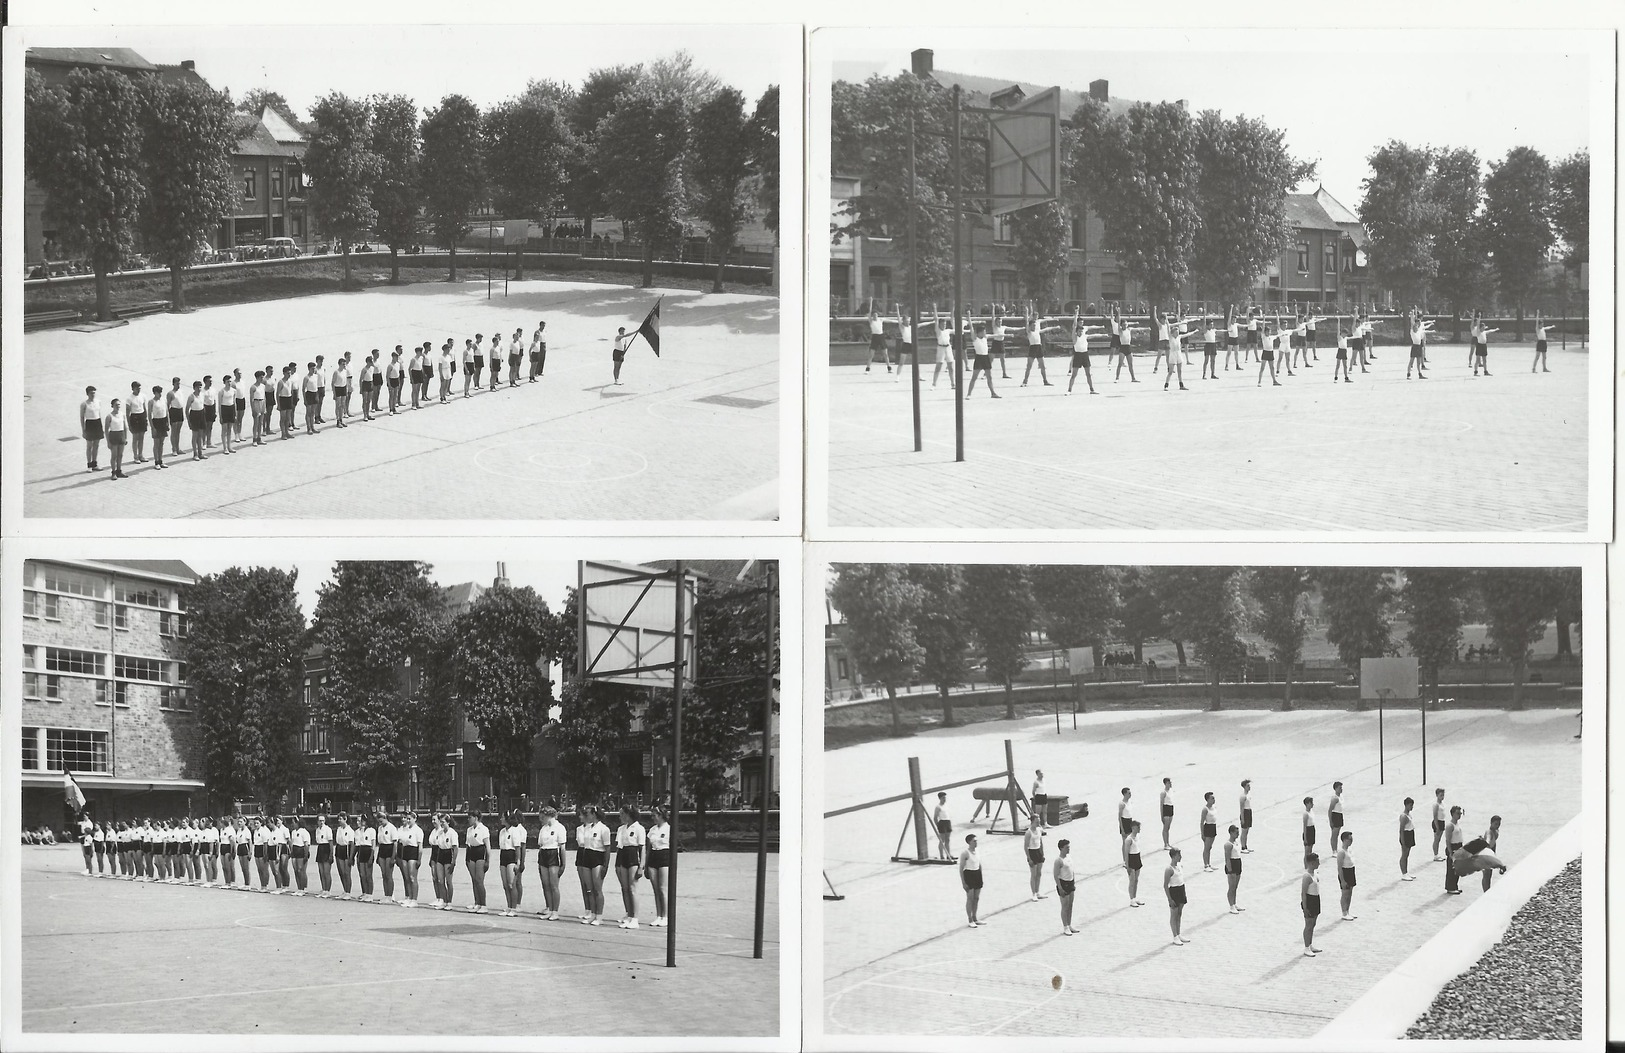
[[832, 48, 1377, 314], [19, 560, 203, 829]]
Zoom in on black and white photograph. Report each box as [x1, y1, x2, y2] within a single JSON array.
[[5, 542, 793, 1043], [808, 28, 1612, 538], [806, 544, 1602, 1046], [9, 21, 801, 528]]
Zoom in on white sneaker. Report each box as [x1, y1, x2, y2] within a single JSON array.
[[582, 915, 593, 925], [626, 919, 639, 929], [1062, 927, 1073, 936], [968, 921, 978, 928], [589, 917, 603, 926], [618, 918, 629, 928], [1228, 906, 1240, 914], [1172, 938, 1183, 946]]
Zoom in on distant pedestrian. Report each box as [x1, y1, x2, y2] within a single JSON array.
[[80, 386, 103, 472], [1301, 853, 1323, 956], [1163, 847, 1188, 945], [958, 833, 984, 927], [1336, 831, 1358, 920], [1054, 839, 1077, 935], [1224, 824, 1244, 913], [1398, 797, 1417, 880]]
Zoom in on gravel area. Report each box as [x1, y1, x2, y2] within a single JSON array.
[[1406, 858, 1581, 1040]]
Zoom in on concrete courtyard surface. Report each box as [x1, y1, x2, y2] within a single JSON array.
[[822, 708, 1582, 1039], [21, 849, 778, 1036], [823, 344, 1589, 532], [25, 280, 780, 521]]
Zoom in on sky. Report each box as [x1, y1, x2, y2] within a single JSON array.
[[186, 559, 575, 623], [832, 36, 1593, 212], [25, 24, 787, 118]]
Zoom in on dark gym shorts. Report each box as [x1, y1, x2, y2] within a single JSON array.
[[1304, 894, 1320, 918], [1161, 805, 1174, 818], [408, 369, 422, 384], [869, 333, 886, 352], [356, 846, 374, 864], [1204, 342, 1216, 355], [963, 869, 983, 890], [236, 843, 249, 857], [1303, 827, 1315, 846], [475, 356, 485, 369], [1262, 348, 1275, 361], [303, 391, 318, 406], [277, 395, 296, 411], [973, 353, 991, 368], [1057, 878, 1075, 897], [1026, 343, 1043, 358], [1226, 858, 1241, 875], [253, 845, 266, 859], [1202, 823, 1217, 839], [539, 847, 564, 868], [168, 408, 184, 424], [576, 848, 606, 868], [1227, 335, 1238, 346], [1026, 848, 1044, 866], [151, 419, 169, 438], [466, 845, 488, 863], [1536, 339, 1548, 353], [336, 844, 351, 860], [1119, 818, 1133, 836], [402, 845, 420, 862], [464, 362, 475, 375], [129, 413, 148, 435], [616, 845, 641, 869], [206, 406, 216, 424], [1336, 348, 1348, 359], [645, 848, 669, 869], [1127, 853, 1142, 871], [612, 350, 625, 363], [220, 405, 237, 425], [377, 843, 396, 859], [937, 819, 952, 836], [1071, 351, 1090, 369], [1401, 829, 1416, 848], [1432, 819, 1446, 834], [1341, 866, 1356, 888], [1241, 809, 1253, 829], [291, 847, 308, 860], [500, 848, 518, 866], [316, 843, 333, 864], [187, 410, 205, 430], [1168, 886, 1187, 906], [1411, 344, 1425, 357]]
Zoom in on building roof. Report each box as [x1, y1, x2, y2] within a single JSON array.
[[231, 113, 302, 158], [91, 560, 200, 583], [645, 559, 761, 584], [929, 68, 1138, 121], [442, 581, 486, 614], [153, 63, 207, 88], [25, 47, 158, 72], [1283, 193, 1340, 231], [260, 106, 311, 143], [1313, 185, 1360, 225]]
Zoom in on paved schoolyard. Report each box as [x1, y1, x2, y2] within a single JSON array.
[[24, 280, 781, 522], [822, 343, 1589, 532], [821, 707, 1582, 1039], [20, 848, 777, 1036]]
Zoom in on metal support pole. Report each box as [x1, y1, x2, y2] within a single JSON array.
[[952, 85, 965, 463], [907, 756, 929, 861], [908, 116, 922, 453], [666, 561, 684, 969], [1377, 689, 1388, 786], [752, 564, 774, 960], [1421, 696, 1428, 786]]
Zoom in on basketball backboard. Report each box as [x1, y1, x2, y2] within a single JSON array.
[[1360, 657, 1420, 700], [986, 86, 1061, 216], [503, 220, 531, 246], [578, 560, 696, 688], [1067, 647, 1095, 678]]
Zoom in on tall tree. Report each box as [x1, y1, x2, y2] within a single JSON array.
[[1153, 567, 1248, 710], [1427, 148, 1487, 336], [832, 73, 957, 301], [1115, 567, 1167, 665], [24, 68, 147, 321], [1359, 141, 1440, 307], [1317, 568, 1396, 704], [828, 564, 925, 733], [1190, 110, 1316, 302], [183, 567, 307, 811], [420, 94, 486, 281], [481, 90, 572, 280], [1552, 566, 1582, 659], [1007, 202, 1070, 303], [690, 86, 758, 292], [447, 584, 556, 798], [369, 94, 422, 284], [310, 561, 450, 802], [1477, 568, 1564, 710], [1086, 100, 1201, 304], [905, 564, 972, 726], [1400, 568, 1470, 705], [566, 64, 642, 237], [236, 88, 302, 129], [1030, 565, 1117, 657], [595, 90, 688, 288], [961, 565, 1037, 721], [1549, 150, 1589, 265], [304, 92, 380, 288], [749, 85, 781, 238], [1250, 567, 1311, 710], [139, 76, 238, 310], [1481, 146, 1553, 333]]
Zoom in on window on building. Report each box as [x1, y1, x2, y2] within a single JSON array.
[[160, 611, 187, 638], [45, 648, 101, 676], [1070, 217, 1084, 250], [114, 605, 131, 631], [290, 213, 304, 239], [159, 685, 188, 712], [24, 645, 36, 670], [1296, 242, 1309, 273], [93, 602, 110, 629], [24, 673, 40, 701], [23, 591, 39, 618], [836, 658, 850, 681], [993, 215, 1014, 244], [1324, 243, 1337, 274], [175, 662, 188, 684], [42, 568, 100, 598], [289, 164, 304, 195], [22, 729, 39, 771], [244, 168, 258, 201], [115, 656, 166, 683], [1342, 248, 1354, 274], [46, 676, 62, 702], [991, 270, 1018, 302], [866, 266, 892, 309], [302, 718, 332, 754], [271, 167, 284, 198], [115, 584, 169, 608], [45, 729, 109, 774], [1067, 272, 1083, 305]]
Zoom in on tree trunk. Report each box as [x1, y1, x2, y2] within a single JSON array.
[[1511, 655, 1525, 711], [390, 247, 400, 284], [1132, 639, 1143, 664], [1556, 619, 1572, 657], [584, 216, 595, 239], [712, 240, 728, 293], [1281, 661, 1294, 712], [940, 685, 954, 727], [1450, 308, 1461, 344], [1209, 664, 1221, 711], [95, 266, 112, 322], [341, 242, 353, 287], [515, 243, 526, 282], [696, 799, 708, 844], [449, 242, 458, 282], [1004, 677, 1015, 721], [888, 684, 900, 734], [1174, 640, 1186, 666], [170, 264, 186, 311], [642, 237, 655, 289], [1515, 302, 1525, 341]]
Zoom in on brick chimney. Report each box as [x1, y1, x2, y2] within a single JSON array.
[[911, 48, 934, 78], [181, 59, 195, 70], [1089, 78, 1108, 101]]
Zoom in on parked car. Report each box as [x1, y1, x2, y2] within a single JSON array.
[[261, 237, 300, 258]]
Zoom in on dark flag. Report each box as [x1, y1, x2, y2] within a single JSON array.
[[634, 299, 662, 357]]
